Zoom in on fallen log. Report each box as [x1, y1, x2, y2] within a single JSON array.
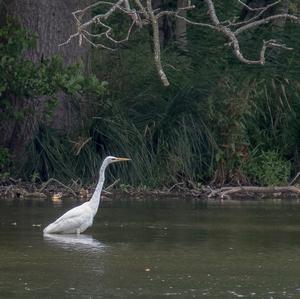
[[209, 185, 300, 199]]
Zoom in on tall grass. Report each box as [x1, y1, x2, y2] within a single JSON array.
[[90, 87, 218, 187], [25, 96, 217, 187], [25, 126, 101, 183]]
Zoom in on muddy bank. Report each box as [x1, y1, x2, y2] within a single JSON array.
[[1, 178, 300, 201]]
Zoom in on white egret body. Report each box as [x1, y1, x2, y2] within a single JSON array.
[[43, 156, 130, 234]]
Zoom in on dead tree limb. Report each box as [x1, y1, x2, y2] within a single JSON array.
[[208, 185, 300, 199], [146, 0, 169, 86], [289, 172, 300, 186], [105, 178, 121, 192], [39, 178, 77, 197], [60, 0, 300, 86]]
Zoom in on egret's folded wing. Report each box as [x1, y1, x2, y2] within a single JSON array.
[[44, 203, 90, 233], [53, 204, 86, 224], [50, 213, 89, 233]]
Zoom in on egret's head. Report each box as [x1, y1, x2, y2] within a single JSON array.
[[99, 156, 130, 177], [104, 156, 131, 165]]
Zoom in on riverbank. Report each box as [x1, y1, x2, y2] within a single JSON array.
[[1, 178, 300, 201]]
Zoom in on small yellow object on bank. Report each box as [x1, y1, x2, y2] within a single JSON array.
[[52, 192, 63, 201]]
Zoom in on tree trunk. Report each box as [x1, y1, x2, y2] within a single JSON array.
[[152, 0, 173, 48], [2, 0, 91, 166], [175, 0, 188, 51]]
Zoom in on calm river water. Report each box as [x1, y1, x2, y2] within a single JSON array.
[[1, 198, 300, 298]]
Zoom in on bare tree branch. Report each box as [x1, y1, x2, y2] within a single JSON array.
[[237, 0, 280, 12], [203, 0, 298, 65], [235, 14, 300, 35], [60, 0, 300, 85], [230, 0, 281, 27], [146, 0, 170, 86]]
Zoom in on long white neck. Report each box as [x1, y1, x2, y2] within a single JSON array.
[[89, 162, 107, 217]]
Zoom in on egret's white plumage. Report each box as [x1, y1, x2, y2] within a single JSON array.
[[43, 156, 130, 234]]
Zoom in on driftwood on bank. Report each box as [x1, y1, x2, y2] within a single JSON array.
[[206, 185, 300, 199], [0, 184, 47, 199], [1, 176, 300, 200], [0, 177, 123, 200], [39, 178, 77, 197]]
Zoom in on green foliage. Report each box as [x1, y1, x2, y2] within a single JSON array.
[[25, 126, 101, 183], [0, 147, 10, 181], [245, 75, 300, 165], [91, 109, 216, 187], [4, 3, 300, 188], [0, 21, 106, 177], [83, 4, 300, 188], [244, 150, 291, 186], [0, 147, 10, 168], [0, 21, 106, 121]]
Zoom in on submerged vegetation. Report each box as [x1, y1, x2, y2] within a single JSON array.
[[1, 2, 300, 191]]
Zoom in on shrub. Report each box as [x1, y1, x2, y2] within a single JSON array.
[[244, 150, 291, 186], [0, 147, 11, 181]]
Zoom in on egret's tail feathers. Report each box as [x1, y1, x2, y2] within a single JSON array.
[[43, 223, 56, 234]]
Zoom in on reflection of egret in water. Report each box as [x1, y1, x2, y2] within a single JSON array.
[[43, 234, 107, 253]]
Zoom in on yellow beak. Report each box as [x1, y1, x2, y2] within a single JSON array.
[[114, 157, 131, 162]]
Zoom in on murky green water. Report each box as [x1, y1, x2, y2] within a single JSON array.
[[1, 198, 300, 298]]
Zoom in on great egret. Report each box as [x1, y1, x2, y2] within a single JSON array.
[[43, 156, 130, 234]]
